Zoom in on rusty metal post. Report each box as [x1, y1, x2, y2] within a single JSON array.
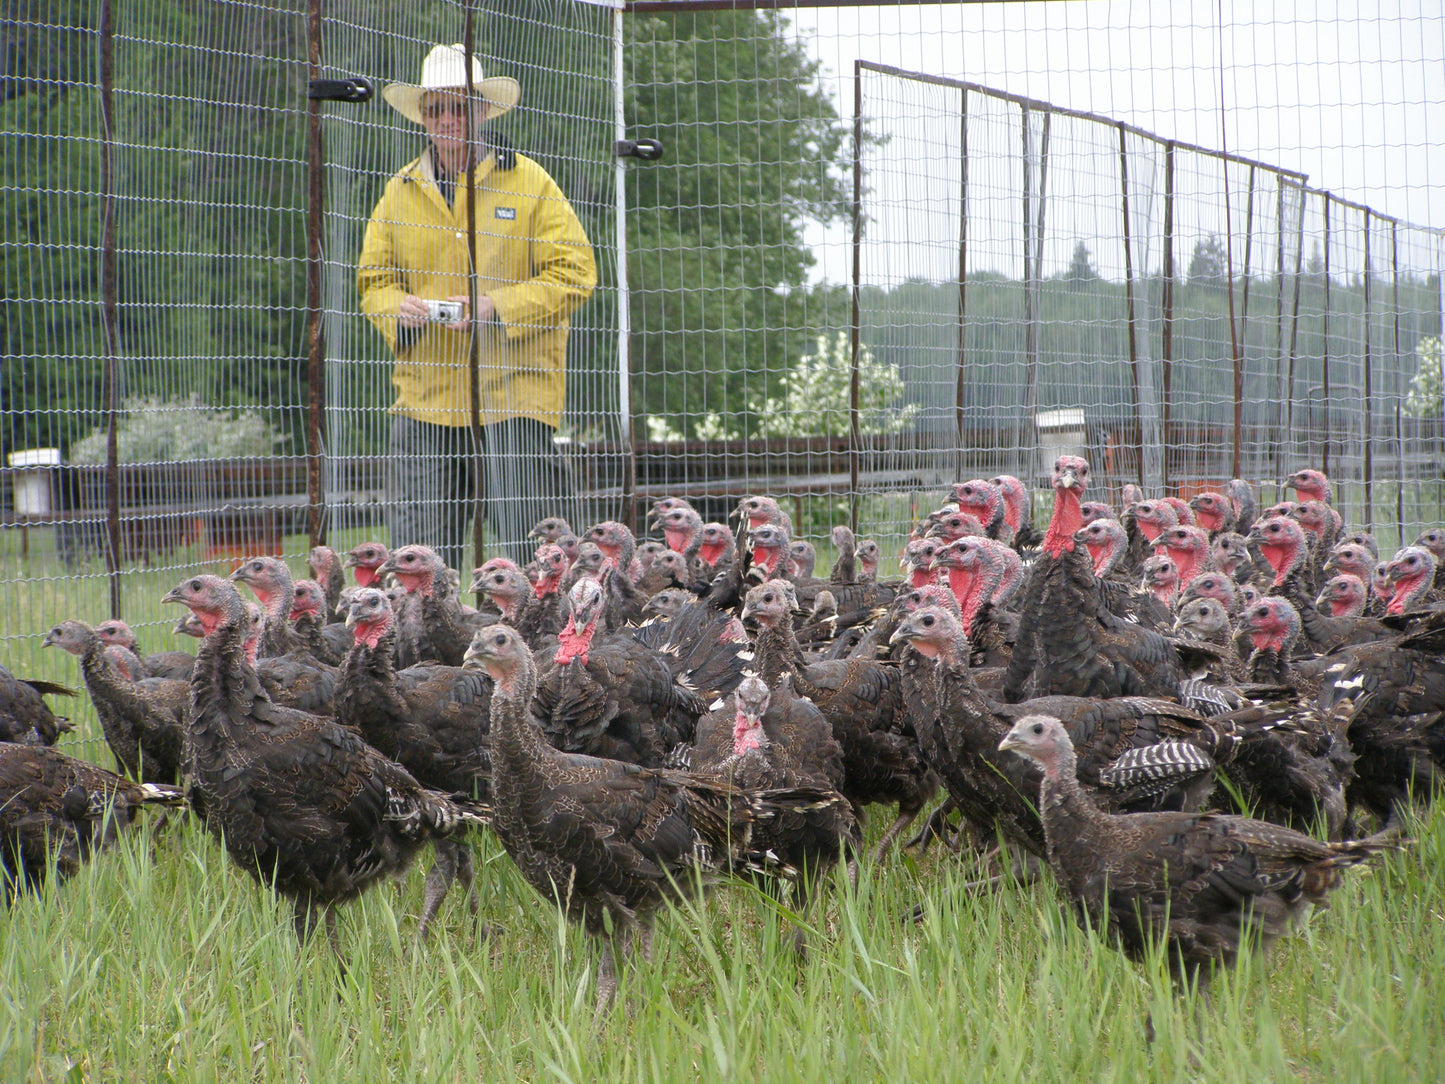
[[1362, 213, 1374, 529], [1282, 188, 1307, 483], [304, 0, 328, 547], [1391, 222, 1405, 533], [615, 7, 639, 538], [462, 6, 486, 570], [954, 85, 970, 479], [1228, 163, 1257, 479], [100, 0, 122, 616], [1160, 141, 1176, 483], [1321, 197, 1333, 475], [1119, 125, 1143, 486], [848, 61, 864, 532]]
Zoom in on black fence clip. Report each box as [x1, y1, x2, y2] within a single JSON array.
[[308, 77, 376, 103], [614, 138, 664, 161]]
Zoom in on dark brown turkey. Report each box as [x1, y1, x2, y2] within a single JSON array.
[[42, 619, 186, 785], [1004, 456, 1185, 703], [531, 576, 749, 766], [0, 742, 185, 897], [999, 714, 1398, 991], [0, 662, 73, 746], [687, 674, 857, 951], [163, 574, 489, 962], [466, 624, 841, 1016], [741, 578, 935, 862], [335, 588, 495, 936]]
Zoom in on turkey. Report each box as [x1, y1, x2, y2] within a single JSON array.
[[230, 555, 302, 657], [892, 605, 1307, 860], [1317, 573, 1370, 618], [161, 574, 489, 962], [1382, 545, 1444, 615], [529, 515, 574, 546], [93, 619, 196, 680], [0, 662, 74, 746], [1004, 455, 1185, 703], [307, 545, 348, 622], [953, 478, 1014, 546], [998, 714, 1398, 993], [1188, 491, 1236, 538], [335, 588, 494, 937], [988, 474, 1041, 549], [468, 561, 566, 650], [687, 674, 858, 952], [532, 576, 749, 765], [42, 620, 186, 785], [290, 578, 351, 666], [466, 623, 841, 1015], [344, 541, 390, 588], [741, 578, 934, 862], [584, 521, 648, 621], [0, 742, 185, 898], [829, 524, 858, 584], [1228, 478, 1259, 536], [1316, 611, 1445, 830], [380, 544, 493, 668]]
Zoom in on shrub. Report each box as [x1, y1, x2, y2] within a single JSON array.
[[69, 395, 286, 463]]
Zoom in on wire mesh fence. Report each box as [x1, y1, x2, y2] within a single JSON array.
[[3, 1, 1443, 756]]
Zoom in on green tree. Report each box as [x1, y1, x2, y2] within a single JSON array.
[[623, 11, 857, 436], [1064, 240, 1099, 291], [1187, 234, 1229, 289]]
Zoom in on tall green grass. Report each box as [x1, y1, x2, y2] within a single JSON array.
[[1, 802, 1440, 1082]]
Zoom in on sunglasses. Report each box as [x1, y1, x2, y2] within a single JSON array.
[[422, 101, 479, 119]]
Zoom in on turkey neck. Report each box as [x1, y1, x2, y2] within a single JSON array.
[[1036, 745, 1113, 890], [338, 622, 407, 752], [488, 661, 552, 824], [76, 628, 148, 719], [188, 598, 262, 762], [1043, 486, 1084, 559], [750, 622, 806, 687]]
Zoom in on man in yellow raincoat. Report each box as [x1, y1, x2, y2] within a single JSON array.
[[358, 42, 596, 571]]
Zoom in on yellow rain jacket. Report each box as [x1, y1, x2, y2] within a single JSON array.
[[357, 146, 597, 429]]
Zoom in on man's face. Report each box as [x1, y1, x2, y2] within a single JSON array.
[[420, 91, 489, 155]]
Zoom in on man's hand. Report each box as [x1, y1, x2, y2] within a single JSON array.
[[446, 294, 495, 331], [398, 294, 432, 329]]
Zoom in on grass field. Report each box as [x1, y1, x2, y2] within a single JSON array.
[[2, 524, 1444, 1082], [2, 799, 1441, 1083]]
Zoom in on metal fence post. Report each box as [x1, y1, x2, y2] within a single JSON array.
[[305, 0, 328, 548], [100, 0, 122, 616]]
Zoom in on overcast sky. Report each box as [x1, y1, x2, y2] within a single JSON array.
[[788, 0, 1445, 285]]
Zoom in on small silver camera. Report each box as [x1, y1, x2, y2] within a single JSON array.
[[424, 299, 465, 324]]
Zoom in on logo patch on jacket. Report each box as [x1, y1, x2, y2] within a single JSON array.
[[495, 207, 517, 220]]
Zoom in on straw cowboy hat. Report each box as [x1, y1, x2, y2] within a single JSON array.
[[382, 43, 520, 124]]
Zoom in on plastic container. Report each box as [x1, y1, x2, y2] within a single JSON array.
[[8, 448, 61, 516]]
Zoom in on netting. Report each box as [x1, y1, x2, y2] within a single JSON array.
[[3, 0, 1443, 759]]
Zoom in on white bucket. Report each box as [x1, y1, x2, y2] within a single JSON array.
[[8, 448, 61, 516]]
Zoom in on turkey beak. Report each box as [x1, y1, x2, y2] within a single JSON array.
[[376, 556, 399, 576], [887, 621, 914, 646], [160, 585, 186, 606], [998, 725, 1025, 755], [1057, 466, 1081, 491]]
